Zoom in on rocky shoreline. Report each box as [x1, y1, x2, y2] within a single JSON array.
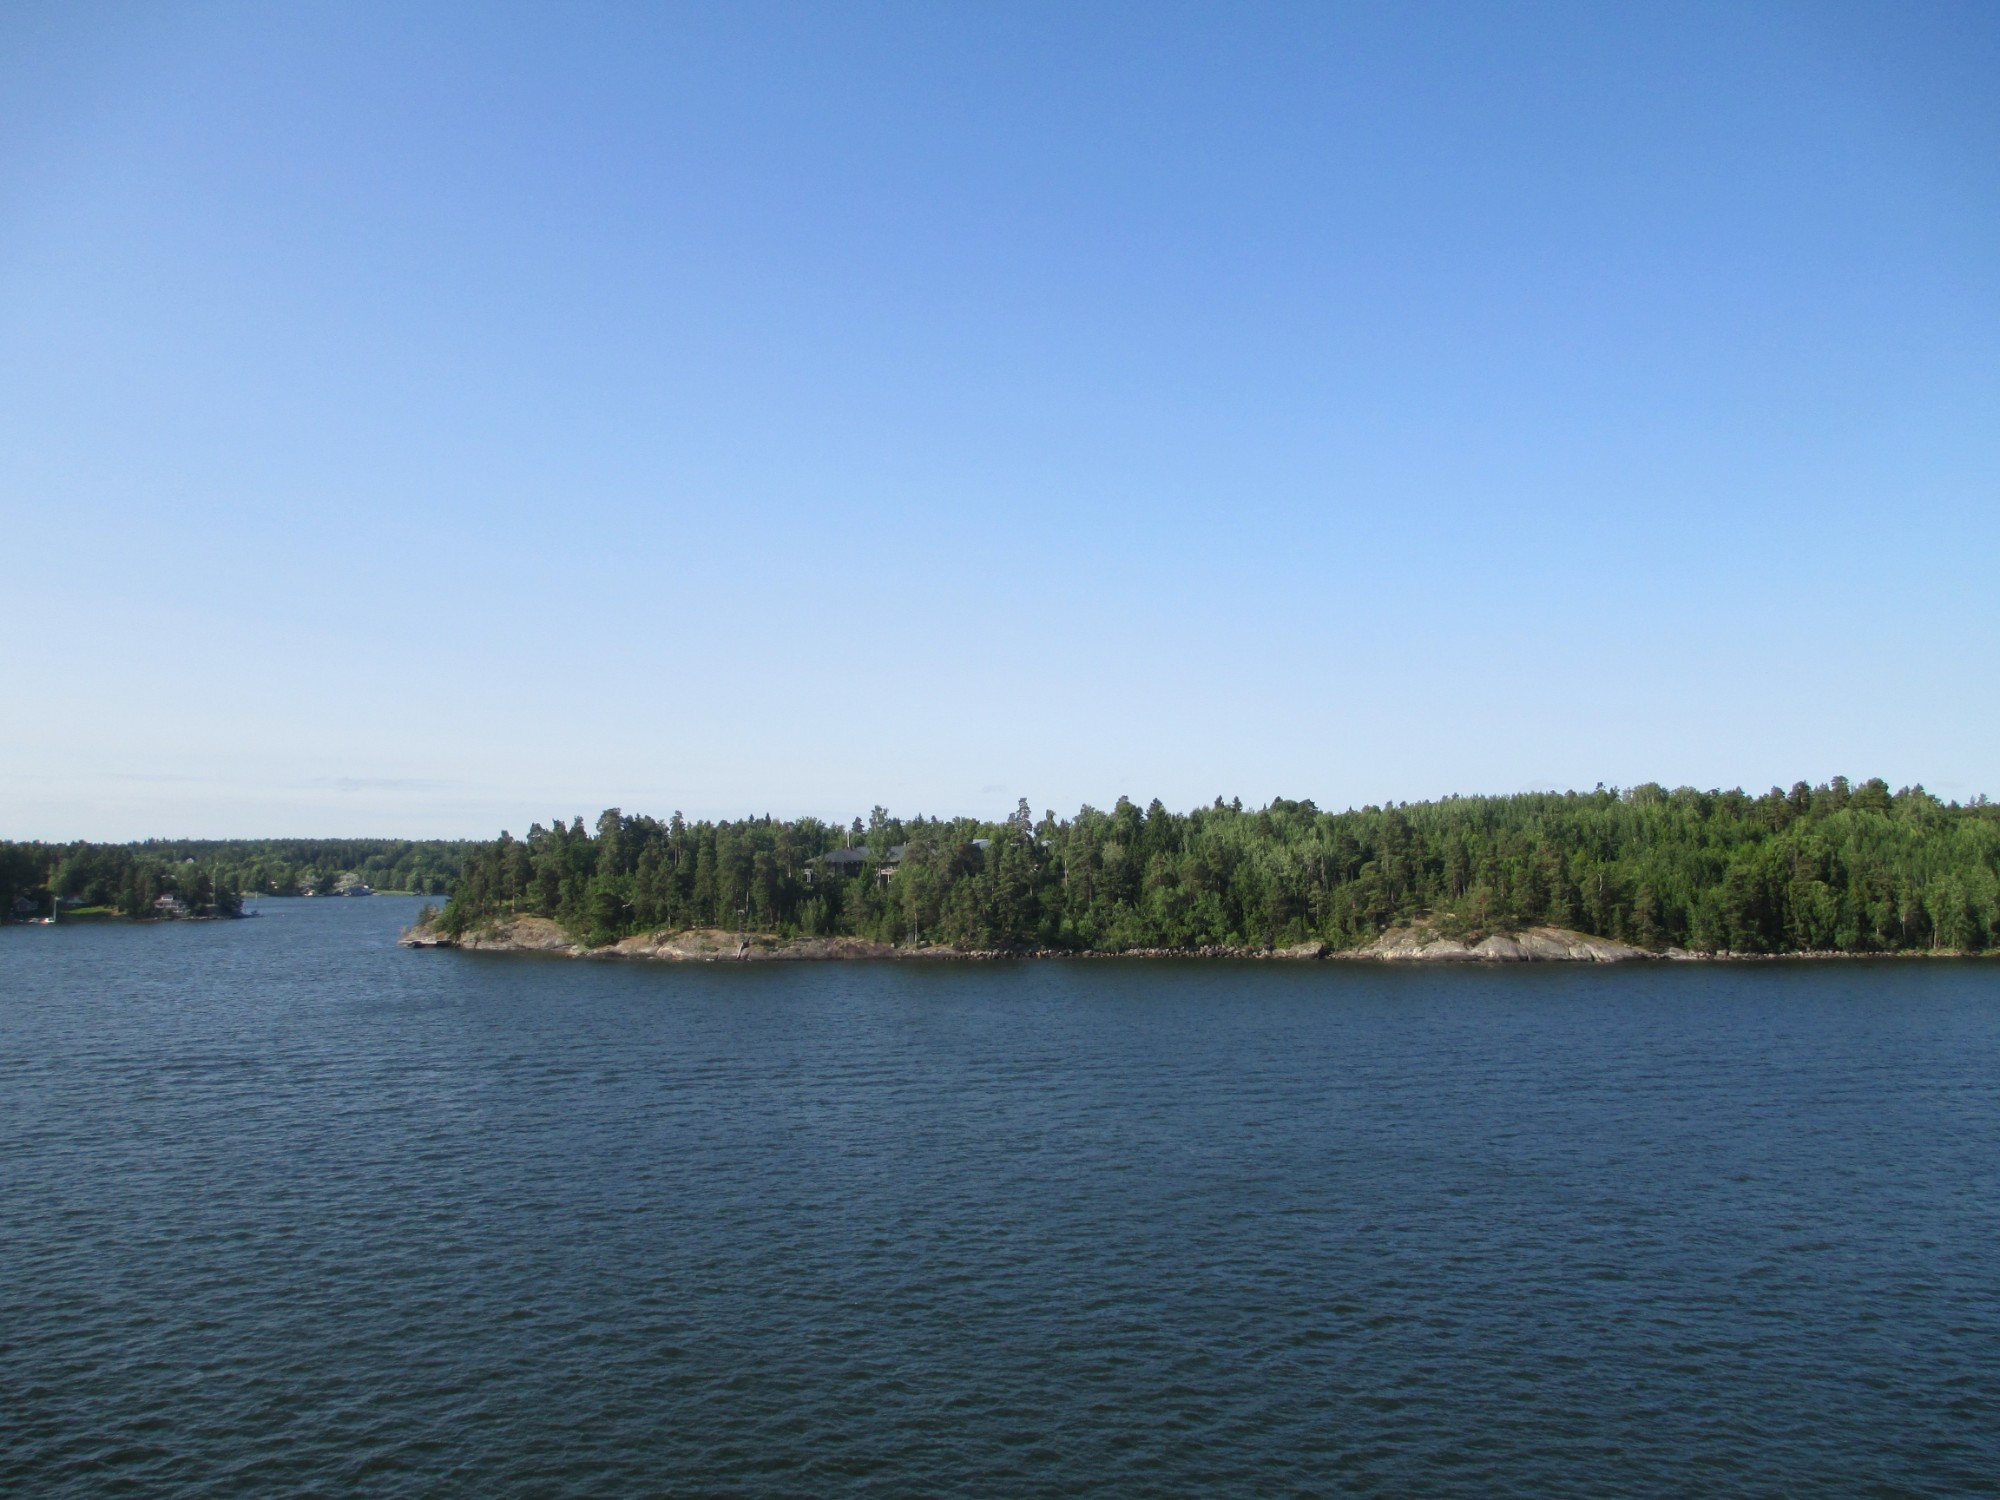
[[401, 915, 1979, 963]]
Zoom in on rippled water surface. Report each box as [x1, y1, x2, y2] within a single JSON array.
[[4, 898, 1999, 1496]]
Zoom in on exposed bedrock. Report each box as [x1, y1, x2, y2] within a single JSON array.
[[1351, 924, 1652, 962]]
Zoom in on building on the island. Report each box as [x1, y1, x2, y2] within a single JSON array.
[[817, 847, 871, 881], [814, 839, 994, 886], [814, 844, 910, 884], [154, 893, 188, 918], [809, 837, 1004, 891], [332, 872, 373, 897]]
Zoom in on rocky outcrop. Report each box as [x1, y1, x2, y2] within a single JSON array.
[[606, 928, 901, 961], [403, 917, 910, 961], [402, 914, 582, 954], [402, 917, 1650, 963], [1344, 924, 1653, 963]]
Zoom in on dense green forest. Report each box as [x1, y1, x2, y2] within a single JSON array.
[[1, 839, 470, 920], [436, 779, 2000, 954]]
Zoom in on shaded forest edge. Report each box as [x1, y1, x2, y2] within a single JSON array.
[[0, 839, 471, 921], [416, 779, 2000, 958]]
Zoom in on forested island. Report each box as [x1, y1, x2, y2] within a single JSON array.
[[1, 839, 470, 921], [415, 779, 2000, 959]]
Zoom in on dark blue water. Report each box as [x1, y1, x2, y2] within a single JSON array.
[[4, 898, 1998, 1497]]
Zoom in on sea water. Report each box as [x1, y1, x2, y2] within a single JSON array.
[[3, 897, 1996, 1496]]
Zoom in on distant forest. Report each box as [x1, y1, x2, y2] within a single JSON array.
[[1, 839, 470, 920], [437, 779, 2000, 955]]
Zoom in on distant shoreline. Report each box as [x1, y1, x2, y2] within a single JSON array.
[[10, 909, 253, 926]]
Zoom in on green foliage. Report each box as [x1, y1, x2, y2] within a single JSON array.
[[0, 838, 472, 920], [134, 838, 470, 896], [437, 782, 2000, 954], [0, 844, 239, 919]]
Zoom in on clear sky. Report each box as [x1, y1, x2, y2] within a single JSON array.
[[3, 1, 1996, 839]]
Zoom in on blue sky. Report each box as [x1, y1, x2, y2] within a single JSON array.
[[3, 1, 1996, 838]]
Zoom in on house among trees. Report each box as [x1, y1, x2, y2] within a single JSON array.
[[813, 845, 905, 886], [818, 847, 871, 879], [817, 840, 993, 885]]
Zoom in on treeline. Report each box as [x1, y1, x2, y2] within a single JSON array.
[[1, 838, 470, 920], [133, 839, 470, 897], [1, 843, 243, 920], [437, 778, 2000, 954]]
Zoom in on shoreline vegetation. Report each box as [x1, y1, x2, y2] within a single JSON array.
[[410, 778, 2000, 961], [1, 839, 470, 923]]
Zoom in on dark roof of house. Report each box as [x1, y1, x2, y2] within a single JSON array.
[[823, 841, 932, 869]]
